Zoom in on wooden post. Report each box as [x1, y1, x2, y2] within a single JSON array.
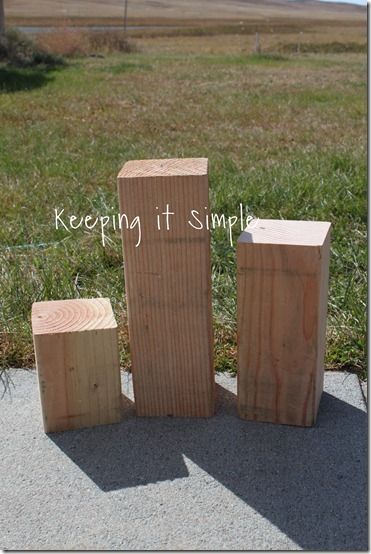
[[123, 0, 128, 37], [237, 219, 331, 427], [32, 298, 122, 433], [0, 0, 5, 35], [297, 31, 303, 54], [255, 32, 261, 54], [117, 158, 214, 417]]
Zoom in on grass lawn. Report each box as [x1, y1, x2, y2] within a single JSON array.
[[0, 33, 366, 378]]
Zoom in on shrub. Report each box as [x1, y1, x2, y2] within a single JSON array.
[[36, 28, 90, 58], [36, 28, 136, 57], [87, 31, 136, 54], [0, 28, 64, 68]]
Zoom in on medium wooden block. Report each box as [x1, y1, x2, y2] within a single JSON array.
[[117, 158, 214, 417], [237, 219, 331, 426], [32, 298, 122, 433]]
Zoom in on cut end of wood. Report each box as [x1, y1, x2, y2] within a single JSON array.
[[238, 219, 331, 247], [117, 158, 208, 179], [31, 298, 117, 335]]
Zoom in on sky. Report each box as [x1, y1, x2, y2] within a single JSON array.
[[318, 0, 366, 4]]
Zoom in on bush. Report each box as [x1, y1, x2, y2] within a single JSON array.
[[35, 28, 91, 58], [36, 28, 136, 57], [88, 31, 136, 54], [0, 28, 65, 68]]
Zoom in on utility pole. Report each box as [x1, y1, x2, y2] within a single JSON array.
[[123, 0, 128, 37], [0, 0, 5, 36]]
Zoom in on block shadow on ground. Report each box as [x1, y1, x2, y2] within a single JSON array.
[[50, 383, 367, 550]]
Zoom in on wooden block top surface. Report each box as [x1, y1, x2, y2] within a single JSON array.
[[118, 158, 208, 179], [32, 298, 116, 335], [238, 219, 331, 247]]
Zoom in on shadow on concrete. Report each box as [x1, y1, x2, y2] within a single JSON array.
[[50, 383, 368, 550]]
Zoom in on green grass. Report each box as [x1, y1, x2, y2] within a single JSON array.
[[0, 44, 366, 378], [279, 41, 367, 54], [101, 61, 153, 74], [199, 53, 291, 66]]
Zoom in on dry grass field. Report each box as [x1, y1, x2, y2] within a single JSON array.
[[5, 0, 365, 20], [6, 0, 366, 25]]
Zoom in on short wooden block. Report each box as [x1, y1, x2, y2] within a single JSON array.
[[118, 158, 214, 417], [237, 219, 331, 427], [32, 298, 122, 433]]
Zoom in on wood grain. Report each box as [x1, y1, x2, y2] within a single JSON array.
[[118, 158, 214, 417], [237, 219, 331, 427], [32, 298, 122, 433]]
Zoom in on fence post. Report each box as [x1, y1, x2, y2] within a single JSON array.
[[255, 32, 261, 54], [297, 31, 303, 54]]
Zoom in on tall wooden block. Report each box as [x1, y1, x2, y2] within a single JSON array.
[[118, 158, 214, 417], [237, 219, 331, 427], [32, 298, 122, 433]]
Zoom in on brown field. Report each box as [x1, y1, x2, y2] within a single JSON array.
[[4, 2, 367, 56], [6, 0, 366, 26], [5, 0, 366, 48]]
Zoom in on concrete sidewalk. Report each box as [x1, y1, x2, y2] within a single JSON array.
[[0, 370, 367, 550]]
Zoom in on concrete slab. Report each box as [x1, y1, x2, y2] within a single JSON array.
[[0, 370, 367, 551]]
